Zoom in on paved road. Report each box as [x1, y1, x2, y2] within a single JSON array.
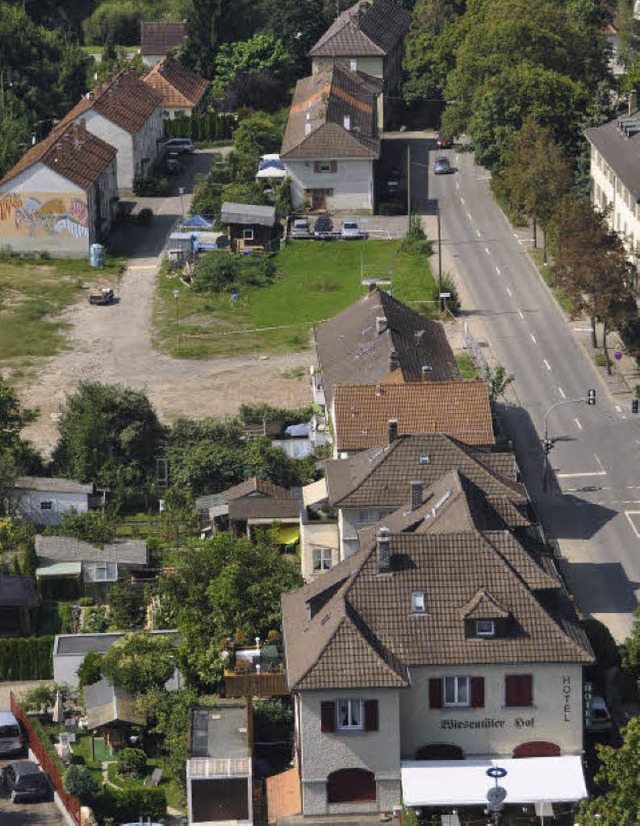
[[411, 137, 640, 641]]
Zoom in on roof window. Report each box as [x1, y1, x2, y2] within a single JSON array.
[[475, 620, 495, 637], [419, 455, 430, 465], [411, 591, 426, 613]]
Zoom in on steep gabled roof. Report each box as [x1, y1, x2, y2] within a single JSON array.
[[57, 70, 162, 136], [585, 110, 640, 200], [314, 288, 461, 409], [332, 380, 494, 450], [140, 21, 187, 56], [0, 122, 116, 189], [143, 54, 209, 109], [281, 65, 381, 160], [309, 0, 411, 58], [325, 434, 523, 508]]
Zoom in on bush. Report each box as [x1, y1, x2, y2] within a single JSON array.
[[164, 112, 235, 142], [82, 605, 109, 633], [77, 650, 103, 687], [64, 764, 99, 802], [133, 175, 169, 197], [91, 786, 166, 822], [0, 637, 53, 680], [77, 597, 94, 607], [58, 602, 74, 633], [431, 273, 461, 314], [399, 213, 433, 256], [116, 748, 147, 778], [194, 252, 274, 293], [107, 581, 146, 630]]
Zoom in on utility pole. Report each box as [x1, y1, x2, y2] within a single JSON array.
[[437, 207, 442, 302], [407, 143, 411, 217]]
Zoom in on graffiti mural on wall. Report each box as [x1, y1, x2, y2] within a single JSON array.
[[0, 192, 89, 239]]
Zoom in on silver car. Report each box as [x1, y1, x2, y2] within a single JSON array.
[[341, 220, 363, 240], [291, 218, 310, 238]]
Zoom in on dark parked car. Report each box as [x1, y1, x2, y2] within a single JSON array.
[[385, 169, 402, 194], [314, 215, 334, 240], [434, 156, 452, 175], [3, 761, 52, 803]]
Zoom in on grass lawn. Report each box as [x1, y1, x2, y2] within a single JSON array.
[[154, 240, 436, 359], [456, 353, 479, 379], [70, 734, 105, 786], [0, 255, 125, 374]]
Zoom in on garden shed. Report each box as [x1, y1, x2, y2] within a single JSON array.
[[83, 678, 146, 749], [220, 202, 278, 253]]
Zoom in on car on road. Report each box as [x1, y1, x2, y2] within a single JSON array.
[[436, 134, 453, 149], [291, 218, 311, 238], [164, 153, 182, 174], [2, 761, 52, 803], [162, 138, 195, 154], [0, 713, 25, 758], [434, 156, 452, 175], [385, 169, 402, 194], [587, 697, 613, 732], [341, 220, 364, 240], [314, 215, 334, 240]]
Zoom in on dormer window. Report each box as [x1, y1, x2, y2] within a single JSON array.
[[476, 619, 495, 637], [412, 591, 426, 613]]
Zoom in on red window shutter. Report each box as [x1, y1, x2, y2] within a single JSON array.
[[321, 701, 335, 732], [505, 675, 533, 707], [429, 678, 443, 709], [470, 677, 485, 708], [330, 161, 337, 173], [364, 700, 379, 731]]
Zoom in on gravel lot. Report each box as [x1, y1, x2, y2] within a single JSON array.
[[18, 150, 311, 454]]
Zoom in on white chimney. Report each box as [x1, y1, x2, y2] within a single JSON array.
[[343, 114, 351, 130], [376, 316, 388, 334]]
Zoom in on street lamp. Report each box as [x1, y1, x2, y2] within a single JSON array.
[[173, 289, 180, 351], [178, 186, 185, 222], [541, 389, 596, 493]]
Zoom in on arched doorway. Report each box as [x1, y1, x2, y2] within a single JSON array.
[[327, 768, 376, 803], [414, 744, 464, 761], [513, 741, 561, 758]]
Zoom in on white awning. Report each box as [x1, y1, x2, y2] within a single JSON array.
[[401, 757, 587, 807]]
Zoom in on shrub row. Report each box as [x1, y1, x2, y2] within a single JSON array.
[[164, 111, 236, 142], [91, 786, 167, 822], [0, 636, 54, 680]]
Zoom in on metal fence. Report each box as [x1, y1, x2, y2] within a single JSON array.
[[10, 693, 81, 826]]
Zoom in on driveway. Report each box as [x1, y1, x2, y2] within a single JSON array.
[[0, 760, 66, 826], [19, 149, 311, 453]]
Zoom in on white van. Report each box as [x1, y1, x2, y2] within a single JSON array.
[[0, 712, 25, 757], [162, 138, 195, 154]]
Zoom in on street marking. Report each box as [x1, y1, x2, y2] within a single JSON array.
[[615, 405, 622, 413], [496, 266, 501, 275], [467, 212, 473, 221], [485, 246, 491, 255], [543, 359, 551, 371], [625, 511, 640, 539], [558, 469, 606, 478], [530, 332, 537, 343], [476, 228, 481, 237], [518, 309, 524, 319], [558, 386, 566, 398], [594, 454, 606, 473], [460, 196, 465, 204], [456, 180, 460, 189], [573, 327, 594, 332], [506, 286, 512, 297], [575, 417, 583, 431]]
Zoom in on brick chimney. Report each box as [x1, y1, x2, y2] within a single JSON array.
[[376, 527, 391, 573], [388, 419, 399, 443], [410, 481, 423, 511]]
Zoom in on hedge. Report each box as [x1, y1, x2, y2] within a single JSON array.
[[91, 786, 167, 822], [164, 111, 235, 142], [0, 636, 54, 680]]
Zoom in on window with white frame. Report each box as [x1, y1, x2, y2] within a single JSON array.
[[243, 229, 254, 241], [318, 160, 333, 173], [313, 547, 333, 572], [337, 698, 364, 730], [40, 501, 53, 510], [83, 562, 118, 583], [411, 591, 426, 613], [444, 676, 470, 707], [475, 619, 495, 637]]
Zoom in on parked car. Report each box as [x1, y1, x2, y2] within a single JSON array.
[[436, 134, 453, 149], [0, 712, 25, 758], [341, 220, 363, 240], [291, 218, 311, 238], [587, 696, 613, 731], [2, 761, 52, 803], [164, 152, 181, 174], [434, 156, 452, 175], [162, 138, 195, 154], [314, 215, 334, 240], [385, 169, 402, 194]]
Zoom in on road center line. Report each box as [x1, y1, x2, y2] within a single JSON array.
[[460, 196, 465, 204], [558, 386, 566, 398], [496, 266, 501, 275], [518, 309, 524, 319], [506, 286, 512, 297], [543, 359, 551, 371], [530, 332, 537, 343], [575, 417, 583, 431], [476, 228, 481, 237], [467, 211, 473, 221], [485, 246, 491, 255]]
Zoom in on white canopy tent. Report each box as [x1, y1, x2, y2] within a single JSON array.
[[401, 756, 587, 807]]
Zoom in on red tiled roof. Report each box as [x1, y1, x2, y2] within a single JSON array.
[[58, 70, 162, 135], [140, 21, 187, 56], [0, 121, 116, 190], [332, 381, 494, 450], [143, 54, 209, 109]]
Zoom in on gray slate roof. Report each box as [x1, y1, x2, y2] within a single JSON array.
[[14, 476, 93, 494], [309, 0, 411, 57], [314, 288, 461, 410], [220, 202, 276, 226], [585, 111, 640, 200], [35, 536, 148, 565], [84, 678, 146, 728], [0, 576, 38, 608], [196, 478, 301, 520], [281, 65, 381, 160]]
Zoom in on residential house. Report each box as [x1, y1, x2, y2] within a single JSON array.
[[11, 477, 95, 526], [585, 92, 640, 288], [331, 381, 494, 454], [309, 0, 411, 128], [53, 630, 182, 689], [220, 202, 278, 252], [0, 576, 39, 636], [281, 470, 593, 821], [323, 432, 527, 559], [281, 65, 382, 212], [34, 535, 149, 598], [0, 122, 117, 258], [187, 703, 253, 826], [312, 287, 461, 419], [196, 478, 302, 546], [140, 21, 187, 67], [143, 54, 209, 119], [57, 70, 163, 191], [83, 677, 146, 749]]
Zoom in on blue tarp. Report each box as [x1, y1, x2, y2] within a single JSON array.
[[183, 214, 213, 229], [258, 158, 285, 171]]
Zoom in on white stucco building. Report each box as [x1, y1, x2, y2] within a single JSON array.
[[56, 70, 163, 191]]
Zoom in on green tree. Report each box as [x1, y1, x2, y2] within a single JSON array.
[[180, 0, 258, 78], [622, 604, 640, 672], [157, 532, 302, 687], [101, 631, 177, 694], [0, 379, 40, 511], [22, 682, 68, 713], [214, 34, 294, 97], [232, 111, 287, 180], [107, 581, 147, 630], [116, 747, 147, 778], [64, 765, 99, 802], [157, 487, 199, 550], [52, 382, 164, 492], [257, 0, 335, 71], [77, 650, 104, 687], [483, 363, 515, 400], [47, 509, 116, 544]]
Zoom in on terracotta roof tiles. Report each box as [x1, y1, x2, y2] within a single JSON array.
[[140, 21, 187, 56], [143, 54, 209, 109]]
